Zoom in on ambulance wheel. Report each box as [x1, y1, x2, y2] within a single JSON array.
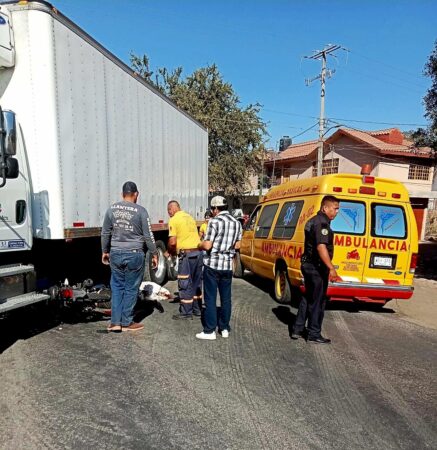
[[144, 241, 167, 285], [274, 267, 291, 304], [233, 252, 244, 278]]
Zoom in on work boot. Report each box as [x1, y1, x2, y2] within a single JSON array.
[[172, 314, 193, 320]]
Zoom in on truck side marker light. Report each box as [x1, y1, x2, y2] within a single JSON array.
[[392, 193, 401, 199], [362, 176, 375, 184], [348, 188, 357, 194], [377, 192, 387, 197], [73, 222, 85, 227], [359, 186, 375, 195], [382, 280, 400, 286], [333, 187, 342, 192]]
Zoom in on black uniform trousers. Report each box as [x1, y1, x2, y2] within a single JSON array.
[[294, 262, 329, 338]]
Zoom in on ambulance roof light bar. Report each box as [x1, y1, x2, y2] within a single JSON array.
[[361, 164, 374, 184]]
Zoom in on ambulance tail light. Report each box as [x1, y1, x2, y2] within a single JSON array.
[[359, 186, 375, 195], [409, 253, 418, 274], [362, 175, 375, 184], [333, 187, 342, 192]]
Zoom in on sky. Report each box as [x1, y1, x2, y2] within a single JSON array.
[[53, 0, 437, 149]]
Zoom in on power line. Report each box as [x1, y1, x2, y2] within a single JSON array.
[[262, 108, 319, 120], [290, 122, 319, 140], [327, 117, 428, 128], [342, 67, 425, 95], [262, 107, 428, 128], [350, 50, 428, 83]]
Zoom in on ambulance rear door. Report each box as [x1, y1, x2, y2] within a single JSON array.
[[331, 199, 368, 285], [363, 202, 410, 286]]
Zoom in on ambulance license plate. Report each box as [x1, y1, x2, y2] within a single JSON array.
[[370, 253, 396, 269], [374, 256, 392, 267]]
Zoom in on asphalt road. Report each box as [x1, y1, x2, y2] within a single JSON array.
[[0, 275, 436, 450]]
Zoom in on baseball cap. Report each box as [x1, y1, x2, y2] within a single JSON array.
[[122, 181, 138, 194], [210, 196, 227, 207]]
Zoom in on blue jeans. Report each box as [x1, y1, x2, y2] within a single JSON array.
[[203, 265, 233, 333], [110, 250, 145, 326]]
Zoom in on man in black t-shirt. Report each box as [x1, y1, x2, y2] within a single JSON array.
[[292, 195, 339, 344]]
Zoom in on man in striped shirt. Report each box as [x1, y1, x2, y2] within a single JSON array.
[[196, 196, 242, 340]]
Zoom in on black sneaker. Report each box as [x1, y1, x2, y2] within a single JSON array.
[[172, 314, 193, 320], [308, 336, 331, 344]]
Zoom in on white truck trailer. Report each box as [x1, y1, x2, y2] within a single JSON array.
[[0, 0, 208, 313]]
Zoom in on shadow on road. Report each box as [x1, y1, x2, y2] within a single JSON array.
[[0, 303, 106, 354], [242, 272, 396, 315], [0, 297, 166, 354], [272, 306, 296, 339]]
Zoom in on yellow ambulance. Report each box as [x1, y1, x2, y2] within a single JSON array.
[[235, 173, 418, 305]]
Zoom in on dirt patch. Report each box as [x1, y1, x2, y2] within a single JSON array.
[[386, 278, 437, 330]]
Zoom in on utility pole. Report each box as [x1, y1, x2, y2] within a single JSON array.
[[304, 44, 345, 176], [259, 148, 264, 202]]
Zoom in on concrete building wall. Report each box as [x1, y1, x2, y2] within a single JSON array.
[[327, 135, 380, 175]]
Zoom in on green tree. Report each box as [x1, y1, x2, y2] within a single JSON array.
[[411, 41, 437, 152], [130, 54, 267, 196]]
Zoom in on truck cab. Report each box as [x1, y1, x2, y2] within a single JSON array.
[[0, 107, 50, 312]]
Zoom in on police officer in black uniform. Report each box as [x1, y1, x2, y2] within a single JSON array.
[[292, 195, 340, 344]]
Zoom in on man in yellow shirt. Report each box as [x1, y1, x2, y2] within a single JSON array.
[[167, 200, 203, 320], [199, 211, 211, 240]]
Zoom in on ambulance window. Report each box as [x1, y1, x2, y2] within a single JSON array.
[[255, 204, 279, 238], [331, 201, 366, 235], [372, 204, 407, 239], [246, 205, 261, 231], [272, 201, 304, 239]]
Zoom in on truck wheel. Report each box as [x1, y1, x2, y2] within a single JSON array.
[[233, 252, 244, 278], [274, 267, 292, 304], [144, 240, 167, 285], [167, 255, 178, 281]]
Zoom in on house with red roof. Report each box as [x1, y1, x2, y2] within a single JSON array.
[[262, 127, 436, 239]]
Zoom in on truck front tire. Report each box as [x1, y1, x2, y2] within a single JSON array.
[[144, 240, 168, 285]]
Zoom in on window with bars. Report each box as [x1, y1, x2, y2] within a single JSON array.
[[408, 164, 430, 181], [312, 158, 339, 177]]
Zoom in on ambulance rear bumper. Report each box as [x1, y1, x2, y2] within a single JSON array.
[[299, 282, 414, 301]]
